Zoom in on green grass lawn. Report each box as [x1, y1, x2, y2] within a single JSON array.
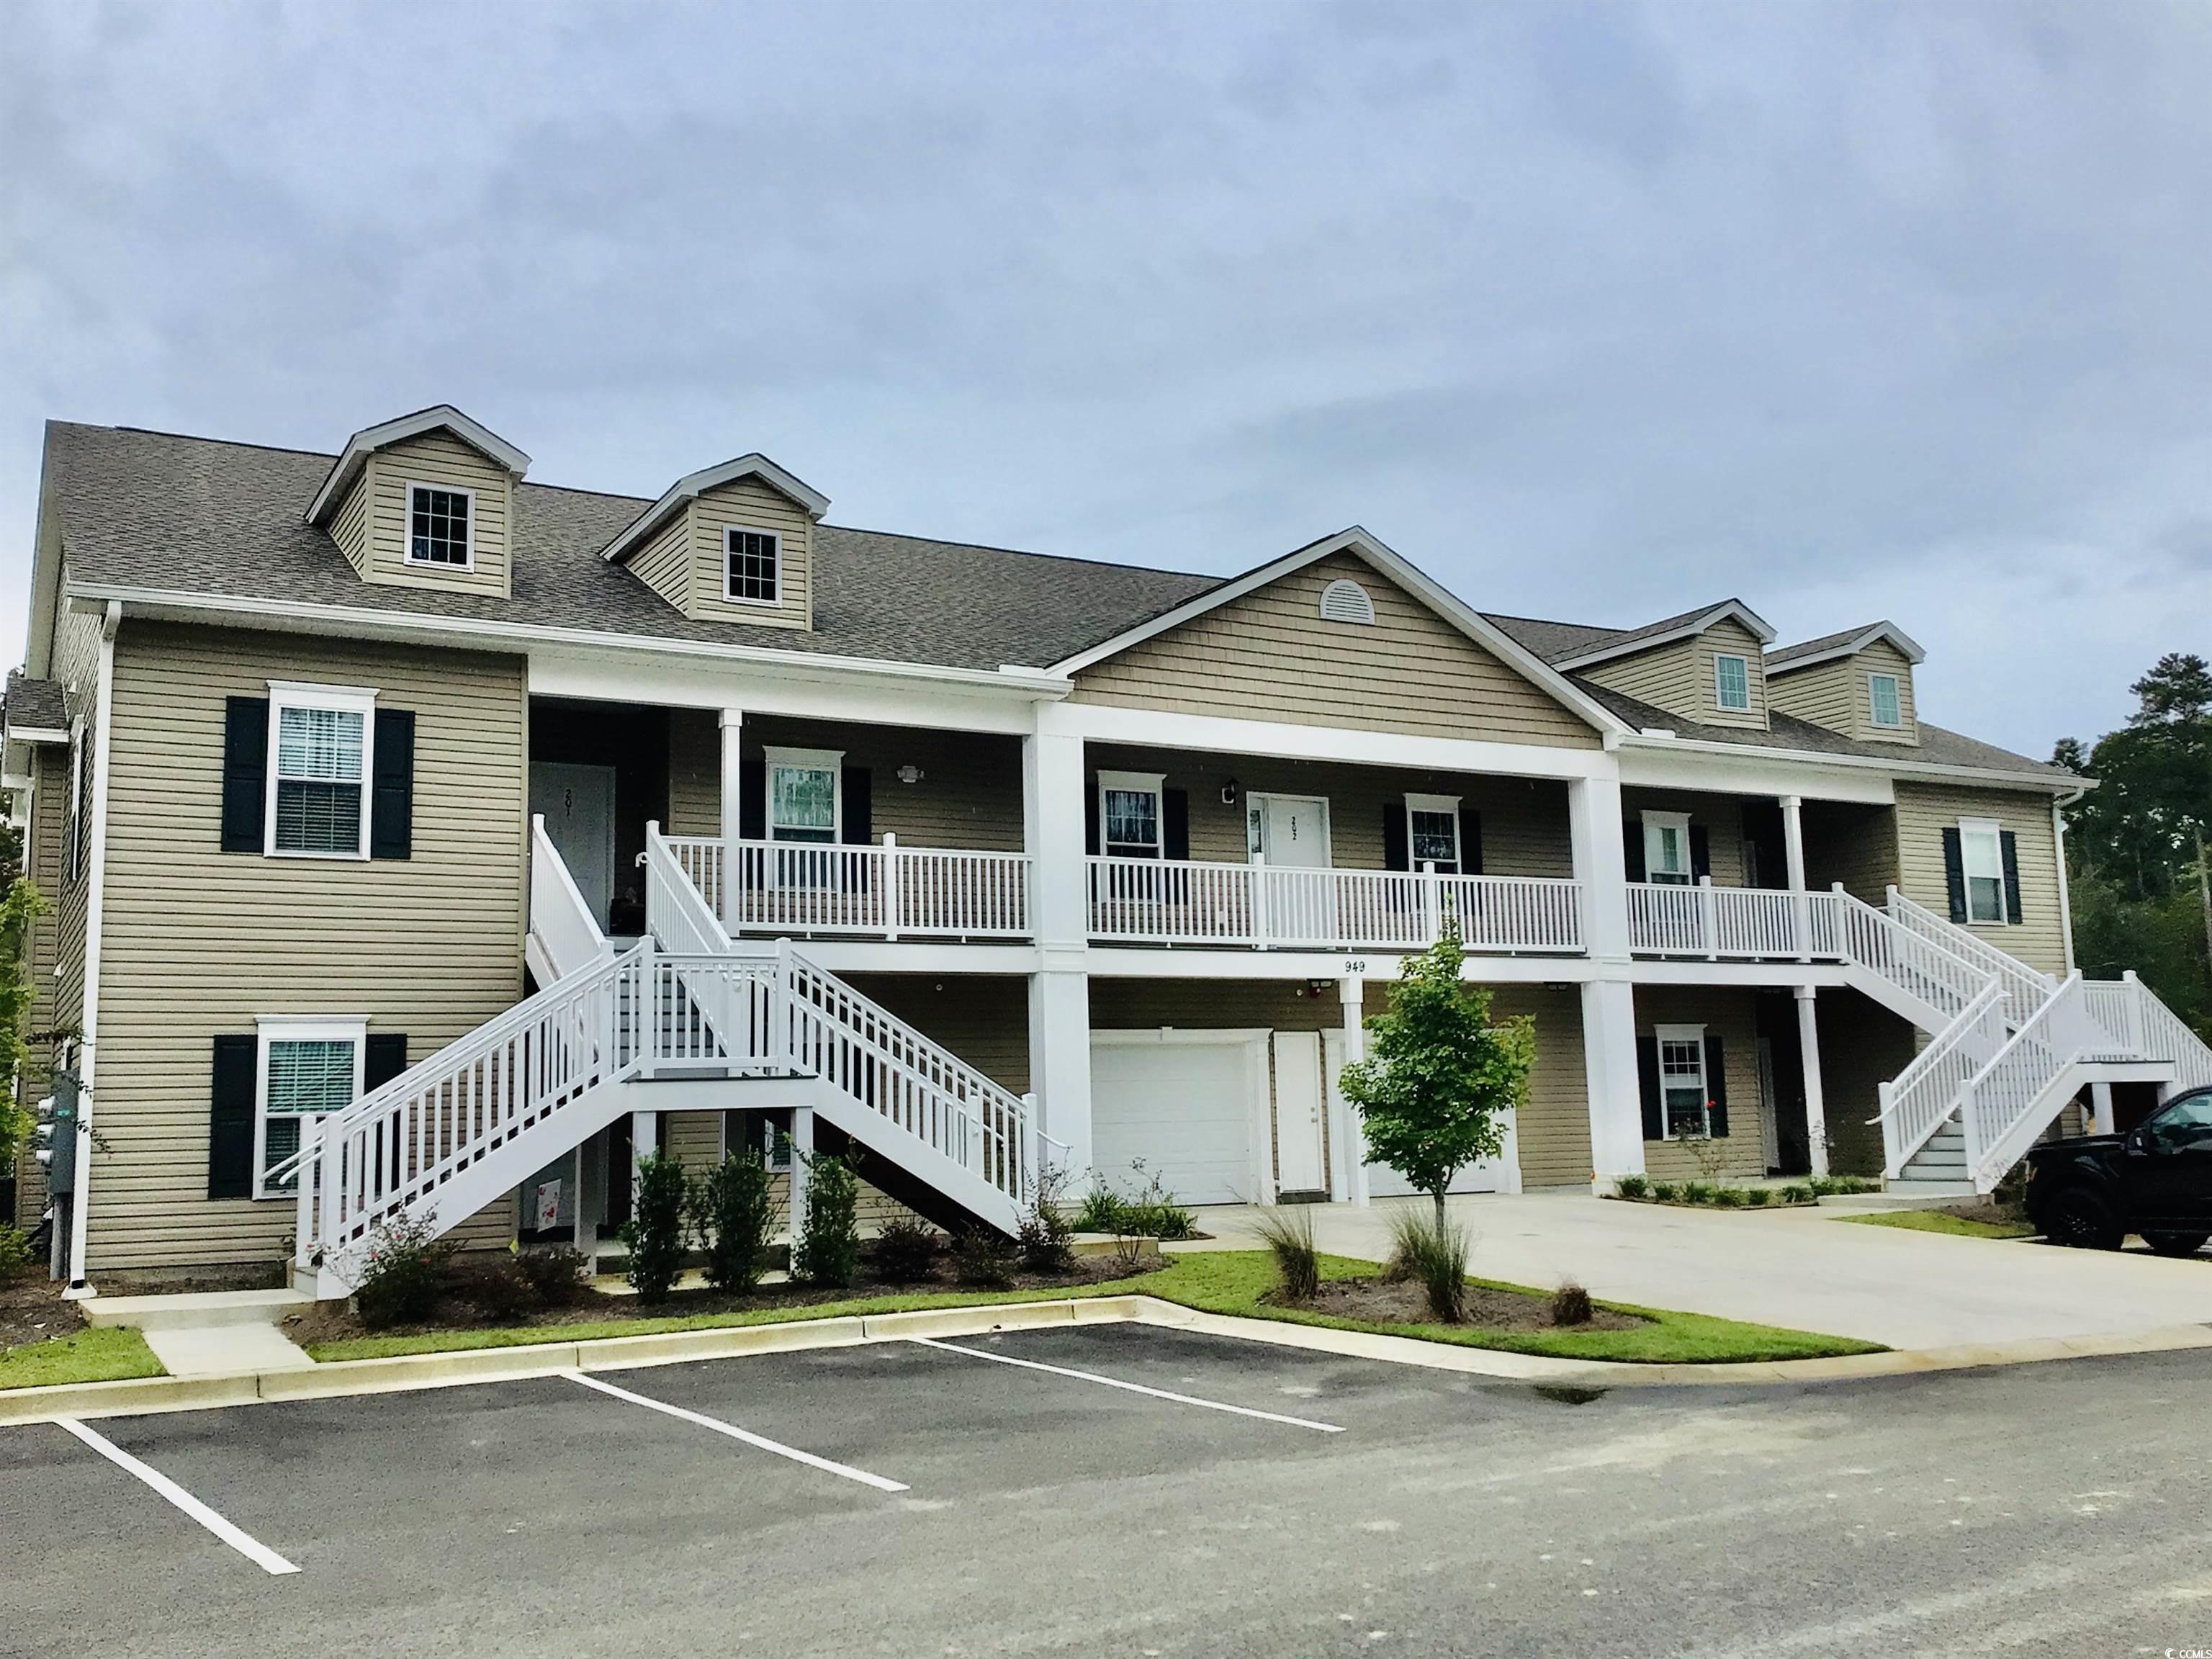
[[1838, 1209, 2037, 1241], [311, 1251, 1877, 1366], [0, 1326, 166, 1390]]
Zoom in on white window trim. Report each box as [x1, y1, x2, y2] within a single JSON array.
[[403, 480, 477, 570], [722, 525, 783, 608], [1713, 652, 1752, 713], [264, 682, 379, 861], [253, 1015, 368, 1201], [1098, 769, 1166, 860], [1653, 1022, 1709, 1142], [1641, 809, 1693, 885], [762, 745, 843, 842], [1959, 816, 2008, 927], [1245, 792, 1336, 866], [1403, 792, 1461, 873], [1868, 671, 1905, 729]]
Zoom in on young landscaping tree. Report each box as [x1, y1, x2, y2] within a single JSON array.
[[620, 1149, 689, 1304], [1339, 928, 1535, 1223], [690, 1145, 778, 1294], [792, 1148, 861, 1287]]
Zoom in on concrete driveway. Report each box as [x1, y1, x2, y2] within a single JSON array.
[[1192, 1190, 2212, 1349]]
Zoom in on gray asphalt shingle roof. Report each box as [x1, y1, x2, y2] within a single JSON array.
[[3, 672, 67, 734]]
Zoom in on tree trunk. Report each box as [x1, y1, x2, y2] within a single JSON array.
[[1431, 1185, 1447, 1225], [2196, 826, 2212, 988]]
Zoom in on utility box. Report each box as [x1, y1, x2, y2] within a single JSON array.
[[35, 1070, 81, 1199]]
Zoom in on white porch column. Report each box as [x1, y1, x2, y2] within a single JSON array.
[[1028, 970, 1094, 1180], [1795, 984, 1830, 1177], [1566, 774, 1632, 965], [630, 1110, 659, 1193], [1780, 793, 1811, 961], [1579, 979, 1644, 1186], [719, 707, 745, 843], [1023, 727, 1094, 1181], [2088, 1081, 2116, 1136], [1338, 975, 1370, 1206], [788, 1105, 813, 1244]]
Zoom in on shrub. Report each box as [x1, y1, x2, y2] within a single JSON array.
[[1388, 1207, 1470, 1323], [620, 1149, 690, 1305], [353, 1211, 454, 1329], [1680, 1182, 1714, 1205], [792, 1149, 861, 1288], [1780, 1182, 1815, 1205], [870, 1215, 941, 1283], [1079, 1162, 1197, 1240], [1550, 1282, 1593, 1326], [0, 1221, 33, 1278], [691, 1147, 778, 1293], [1743, 1187, 1773, 1208], [1017, 1164, 1077, 1274], [514, 1245, 591, 1306], [1614, 1174, 1650, 1200], [451, 1256, 534, 1322], [1712, 1187, 1745, 1208], [952, 1226, 1017, 1288], [1648, 1182, 1679, 1204], [1253, 1204, 1320, 1303]]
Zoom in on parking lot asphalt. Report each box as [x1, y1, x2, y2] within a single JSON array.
[[8, 1323, 2212, 1658]]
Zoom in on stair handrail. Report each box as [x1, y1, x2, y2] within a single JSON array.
[[1832, 886, 1992, 1023], [645, 822, 743, 957], [1884, 888, 2055, 1020], [1959, 972, 2084, 1187], [531, 814, 612, 980], [1869, 978, 2006, 1176], [2126, 971, 2212, 1094]]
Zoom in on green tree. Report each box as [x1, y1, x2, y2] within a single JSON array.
[[0, 878, 48, 1171], [1337, 930, 1534, 1221]]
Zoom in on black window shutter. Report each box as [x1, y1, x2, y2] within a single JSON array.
[[1999, 830, 2023, 925], [1941, 827, 1967, 923], [1635, 1034, 1662, 1141], [1382, 804, 1410, 872], [1624, 822, 1646, 882], [221, 697, 270, 853], [1163, 789, 1189, 861], [364, 1033, 409, 1092], [1461, 809, 1483, 876], [1084, 780, 1101, 856], [841, 767, 872, 844], [1704, 1034, 1730, 1138], [207, 1035, 258, 1200], [369, 709, 415, 860], [1689, 823, 1711, 881], [738, 757, 766, 839]]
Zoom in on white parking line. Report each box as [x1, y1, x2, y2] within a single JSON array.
[[53, 1417, 300, 1576], [909, 1337, 1346, 1433], [562, 1370, 910, 1492]]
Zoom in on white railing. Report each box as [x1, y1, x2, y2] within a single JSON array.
[[1960, 974, 2090, 1185], [1874, 979, 2007, 1175], [529, 814, 611, 981], [663, 835, 1030, 940], [1885, 888, 2055, 1022], [1084, 856, 1583, 954], [1836, 888, 1991, 1025], [1626, 881, 1844, 961], [2125, 972, 2212, 1094]]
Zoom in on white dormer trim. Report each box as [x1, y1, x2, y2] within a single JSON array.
[[601, 454, 831, 565], [1551, 601, 1779, 671], [1765, 621, 1928, 677], [305, 405, 530, 527], [1043, 526, 1630, 737]]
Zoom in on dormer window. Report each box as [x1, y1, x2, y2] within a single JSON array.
[[407, 484, 473, 567], [1714, 653, 1750, 712], [1869, 673, 1903, 729], [726, 529, 781, 604]]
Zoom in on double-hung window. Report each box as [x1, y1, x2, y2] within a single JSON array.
[[1099, 771, 1165, 860], [726, 529, 781, 604], [1655, 1025, 1710, 1139], [1869, 673, 1903, 729], [1406, 793, 1462, 874], [1714, 653, 1750, 713], [255, 1018, 364, 1199], [266, 684, 377, 858], [1959, 819, 2007, 925], [407, 483, 473, 567], [1642, 810, 1693, 886], [764, 747, 840, 843]]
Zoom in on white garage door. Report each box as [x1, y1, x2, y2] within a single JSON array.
[[1090, 1036, 1259, 1207]]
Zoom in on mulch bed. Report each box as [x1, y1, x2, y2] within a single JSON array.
[[1282, 1274, 1647, 1334], [0, 1272, 84, 1352], [284, 1251, 1159, 1348]]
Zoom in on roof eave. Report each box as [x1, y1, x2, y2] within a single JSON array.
[[305, 405, 532, 527], [601, 454, 831, 564], [1615, 728, 2080, 792], [1766, 621, 1930, 677], [1552, 600, 1780, 671]]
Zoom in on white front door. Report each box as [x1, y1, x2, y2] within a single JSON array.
[[1272, 1031, 1328, 1195], [1253, 795, 1331, 869], [531, 763, 618, 932]]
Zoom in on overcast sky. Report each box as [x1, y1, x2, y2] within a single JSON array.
[[4, 1, 2208, 757]]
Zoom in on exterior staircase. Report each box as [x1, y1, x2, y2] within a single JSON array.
[[274, 822, 1052, 1298]]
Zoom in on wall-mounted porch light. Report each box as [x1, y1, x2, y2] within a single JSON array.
[[896, 764, 923, 784], [1220, 777, 1241, 806]]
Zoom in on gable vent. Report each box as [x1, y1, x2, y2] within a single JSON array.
[[1319, 578, 1376, 626]]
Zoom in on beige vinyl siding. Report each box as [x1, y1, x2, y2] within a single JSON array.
[[364, 431, 513, 600], [329, 472, 370, 578], [1892, 782, 2067, 977], [1802, 801, 1900, 904], [1767, 641, 1919, 745], [1621, 788, 1749, 887], [1089, 746, 1574, 876], [1088, 979, 1590, 1192], [1071, 552, 1600, 749], [628, 509, 694, 616], [11, 744, 71, 1222], [1816, 989, 1917, 1177], [1634, 986, 1766, 1182], [659, 1112, 920, 1232], [86, 622, 530, 1271], [48, 593, 103, 1047], [1583, 619, 1770, 732], [667, 709, 721, 835], [689, 477, 813, 630], [746, 719, 1027, 852]]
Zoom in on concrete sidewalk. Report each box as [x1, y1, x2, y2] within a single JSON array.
[[1189, 1190, 2212, 1350]]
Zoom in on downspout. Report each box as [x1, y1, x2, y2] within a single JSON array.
[[2052, 791, 2082, 981], [64, 601, 120, 1295]]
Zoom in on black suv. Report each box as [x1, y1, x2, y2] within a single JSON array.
[[2025, 1086, 2212, 1256]]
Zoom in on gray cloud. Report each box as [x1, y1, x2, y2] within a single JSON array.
[[3, 0, 2209, 756]]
